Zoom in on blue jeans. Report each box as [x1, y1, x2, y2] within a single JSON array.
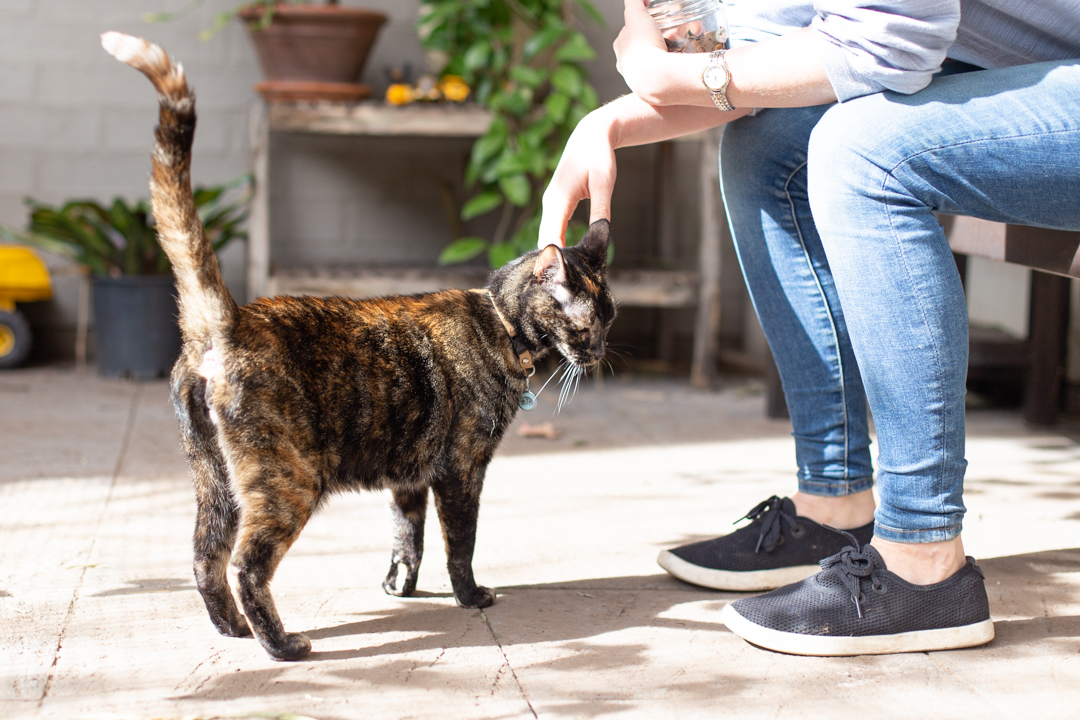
[[719, 59, 1080, 543]]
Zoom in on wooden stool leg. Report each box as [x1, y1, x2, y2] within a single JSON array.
[[1024, 270, 1070, 425]]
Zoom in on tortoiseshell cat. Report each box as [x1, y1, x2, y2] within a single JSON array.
[[103, 33, 615, 661]]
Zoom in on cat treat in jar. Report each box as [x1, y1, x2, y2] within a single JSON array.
[[647, 0, 729, 54]]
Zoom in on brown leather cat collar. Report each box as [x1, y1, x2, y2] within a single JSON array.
[[472, 289, 534, 377]]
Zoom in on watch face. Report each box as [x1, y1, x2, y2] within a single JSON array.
[[703, 63, 730, 91]]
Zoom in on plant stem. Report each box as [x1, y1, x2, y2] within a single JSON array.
[[493, 202, 515, 245], [504, 0, 539, 26]]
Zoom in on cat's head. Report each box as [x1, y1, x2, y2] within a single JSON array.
[[506, 219, 617, 368]]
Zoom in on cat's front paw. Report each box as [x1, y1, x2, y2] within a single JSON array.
[[456, 586, 495, 609], [263, 632, 312, 662], [212, 615, 253, 638], [383, 561, 418, 597]]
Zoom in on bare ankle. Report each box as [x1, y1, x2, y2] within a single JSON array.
[[791, 489, 875, 530], [872, 536, 966, 585]]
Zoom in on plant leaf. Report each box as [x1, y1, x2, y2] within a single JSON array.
[[13, 174, 250, 276], [463, 40, 492, 74], [575, 0, 606, 26], [487, 241, 518, 268], [499, 174, 531, 207], [494, 148, 529, 177], [554, 32, 596, 62], [511, 214, 541, 254], [550, 65, 583, 97], [469, 128, 508, 172], [580, 82, 599, 112], [438, 236, 488, 265], [508, 65, 547, 88], [522, 25, 563, 61], [544, 92, 570, 123], [493, 86, 533, 116], [461, 190, 504, 220]]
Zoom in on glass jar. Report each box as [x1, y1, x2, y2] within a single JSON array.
[[647, 0, 729, 54]]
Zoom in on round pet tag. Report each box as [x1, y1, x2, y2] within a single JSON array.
[[519, 390, 537, 411]]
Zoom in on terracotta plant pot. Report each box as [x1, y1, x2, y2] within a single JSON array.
[[239, 4, 388, 83]]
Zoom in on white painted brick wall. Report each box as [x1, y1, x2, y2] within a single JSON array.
[[0, 1, 273, 207], [1, 0, 717, 364], [0, 0, 441, 355]]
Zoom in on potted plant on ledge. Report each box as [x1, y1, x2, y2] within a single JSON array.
[[152, 0, 389, 101], [0, 177, 250, 379]]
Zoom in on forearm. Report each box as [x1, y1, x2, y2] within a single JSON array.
[[628, 28, 837, 109], [594, 93, 750, 149], [538, 95, 748, 244]]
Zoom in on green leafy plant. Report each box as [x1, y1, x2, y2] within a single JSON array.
[[420, 0, 603, 268], [145, 0, 337, 40], [0, 175, 252, 277]]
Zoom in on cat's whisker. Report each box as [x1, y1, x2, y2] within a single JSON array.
[[556, 364, 578, 413], [564, 365, 584, 410], [536, 362, 563, 399], [559, 360, 575, 384]]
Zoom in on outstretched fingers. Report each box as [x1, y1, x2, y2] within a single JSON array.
[[538, 115, 617, 248]]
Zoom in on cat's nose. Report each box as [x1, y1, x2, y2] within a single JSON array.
[[590, 336, 605, 359]]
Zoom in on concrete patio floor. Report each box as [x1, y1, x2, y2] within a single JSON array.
[[1, 366, 1078, 720]]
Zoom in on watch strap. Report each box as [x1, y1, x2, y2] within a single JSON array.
[[705, 49, 735, 112]]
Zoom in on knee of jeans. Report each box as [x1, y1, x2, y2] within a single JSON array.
[[807, 102, 876, 197], [806, 97, 906, 236]]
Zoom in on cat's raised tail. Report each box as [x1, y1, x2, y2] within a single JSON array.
[[101, 32, 238, 346]]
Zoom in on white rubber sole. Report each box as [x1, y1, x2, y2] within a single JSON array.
[[720, 602, 996, 656], [657, 550, 820, 592]]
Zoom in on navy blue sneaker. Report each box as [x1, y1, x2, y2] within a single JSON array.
[[720, 537, 995, 656], [658, 496, 874, 591]]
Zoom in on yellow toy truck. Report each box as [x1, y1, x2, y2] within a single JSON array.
[[0, 246, 52, 368]]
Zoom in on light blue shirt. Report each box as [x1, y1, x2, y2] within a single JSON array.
[[724, 0, 1080, 101]]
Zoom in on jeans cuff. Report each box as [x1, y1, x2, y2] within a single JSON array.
[[872, 516, 964, 544], [797, 475, 874, 497]]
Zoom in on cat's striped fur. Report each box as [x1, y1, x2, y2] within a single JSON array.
[[102, 32, 615, 661]]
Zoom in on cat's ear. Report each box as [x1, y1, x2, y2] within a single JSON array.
[[576, 219, 610, 271], [533, 244, 566, 285]]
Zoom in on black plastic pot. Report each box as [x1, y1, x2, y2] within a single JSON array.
[[93, 275, 182, 379]]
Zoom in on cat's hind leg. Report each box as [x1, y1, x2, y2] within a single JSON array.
[[432, 473, 495, 609], [173, 373, 251, 638], [193, 472, 250, 638], [227, 445, 321, 662], [383, 486, 428, 597]]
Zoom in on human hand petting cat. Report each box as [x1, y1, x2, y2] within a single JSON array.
[[538, 111, 617, 248], [537, 0, 724, 247], [537, 0, 661, 248]]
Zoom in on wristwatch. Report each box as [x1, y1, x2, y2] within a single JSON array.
[[701, 49, 735, 112]]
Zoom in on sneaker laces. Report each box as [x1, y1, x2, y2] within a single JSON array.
[[819, 529, 884, 619], [736, 495, 797, 554]]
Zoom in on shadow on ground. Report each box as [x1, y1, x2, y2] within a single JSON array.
[[179, 548, 1080, 704], [979, 547, 1080, 653]]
